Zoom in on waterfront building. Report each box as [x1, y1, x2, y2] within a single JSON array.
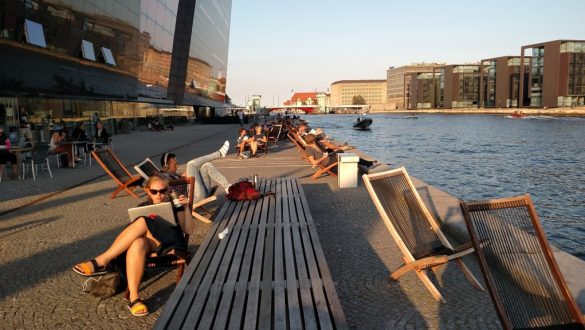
[[408, 64, 481, 109], [284, 92, 319, 107], [283, 92, 330, 113], [442, 64, 481, 108], [329, 80, 387, 111], [407, 72, 439, 109], [480, 56, 530, 108], [520, 40, 585, 108], [386, 63, 443, 110], [0, 0, 232, 136]]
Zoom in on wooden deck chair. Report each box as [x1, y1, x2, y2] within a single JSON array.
[[311, 156, 338, 180], [362, 167, 484, 303], [125, 177, 195, 300], [267, 124, 282, 145], [461, 194, 585, 329], [287, 132, 310, 160], [134, 157, 160, 180], [191, 187, 218, 224], [92, 148, 143, 199]]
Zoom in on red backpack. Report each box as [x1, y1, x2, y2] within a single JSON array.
[[226, 181, 273, 201]]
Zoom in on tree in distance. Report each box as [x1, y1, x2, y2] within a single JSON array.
[[352, 95, 366, 105]]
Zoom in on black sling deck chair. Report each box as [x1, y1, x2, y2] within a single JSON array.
[[461, 194, 585, 329], [92, 148, 143, 199], [362, 167, 484, 303]]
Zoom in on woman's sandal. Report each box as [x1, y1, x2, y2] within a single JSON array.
[[72, 259, 107, 277], [127, 298, 149, 317]]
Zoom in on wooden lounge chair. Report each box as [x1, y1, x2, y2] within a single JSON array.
[[362, 167, 484, 303], [287, 132, 309, 160], [287, 131, 338, 180], [460, 194, 585, 329], [124, 177, 195, 299], [267, 124, 282, 145], [92, 148, 143, 199]]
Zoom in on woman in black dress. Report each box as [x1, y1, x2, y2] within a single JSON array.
[[73, 175, 193, 316]]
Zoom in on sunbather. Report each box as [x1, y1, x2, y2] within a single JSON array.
[[305, 133, 375, 168], [238, 125, 266, 158], [73, 175, 193, 317], [236, 128, 249, 159], [158, 142, 231, 218], [303, 134, 338, 173]]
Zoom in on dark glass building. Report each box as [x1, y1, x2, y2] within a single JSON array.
[[0, 0, 232, 136]]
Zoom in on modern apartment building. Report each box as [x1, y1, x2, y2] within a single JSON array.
[[386, 63, 443, 110], [407, 72, 439, 109], [479, 56, 530, 108], [0, 0, 232, 129], [330, 80, 387, 107], [408, 65, 481, 109], [443, 64, 481, 108], [520, 40, 585, 108]]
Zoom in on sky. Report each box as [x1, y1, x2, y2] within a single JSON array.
[[225, 0, 585, 107]]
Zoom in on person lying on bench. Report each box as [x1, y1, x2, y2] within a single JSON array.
[[72, 175, 193, 317]]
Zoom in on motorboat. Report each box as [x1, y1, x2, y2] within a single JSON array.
[[353, 116, 373, 130], [510, 110, 525, 118], [404, 114, 418, 119]]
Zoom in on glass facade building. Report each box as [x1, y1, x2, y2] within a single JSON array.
[[480, 56, 529, 108], [0, 0, 232, 133], [520, 40, 585, 108]]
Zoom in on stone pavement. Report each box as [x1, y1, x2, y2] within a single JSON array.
[[0, 123, 503, 329]]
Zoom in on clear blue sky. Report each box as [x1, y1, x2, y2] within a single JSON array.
[[225, 0, 585, 107]]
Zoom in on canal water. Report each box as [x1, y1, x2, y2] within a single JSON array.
[[305, 113, 585, 260]]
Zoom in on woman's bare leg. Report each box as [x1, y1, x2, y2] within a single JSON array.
[[93, 218, 149, 267], [126, 237, 155, 302]]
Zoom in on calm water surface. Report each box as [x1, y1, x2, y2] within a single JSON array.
[[305, 114, 585, 260]]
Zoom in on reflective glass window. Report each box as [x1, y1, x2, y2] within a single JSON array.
[[24, 19, 46, 48], [81, 39, 96, 61]]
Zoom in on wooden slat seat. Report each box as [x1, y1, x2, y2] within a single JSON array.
[[155, 177, 347, 329]]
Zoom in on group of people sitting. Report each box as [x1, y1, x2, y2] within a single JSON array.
[[70, 117, 377, 317], [289, 121, 377, 173], [49, 122, 110, 167], [72, 140, 231, 317], [236, 125, 268, 159]]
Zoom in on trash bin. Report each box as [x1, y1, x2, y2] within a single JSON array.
[[337, 153, 359, 188]]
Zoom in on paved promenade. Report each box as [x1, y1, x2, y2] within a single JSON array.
[[0, 124, 503, 329]]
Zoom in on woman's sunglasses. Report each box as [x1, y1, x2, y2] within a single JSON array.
[[149, 188, 168, 195]]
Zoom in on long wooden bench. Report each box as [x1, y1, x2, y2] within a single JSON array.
[[155, 177, 347, 329]]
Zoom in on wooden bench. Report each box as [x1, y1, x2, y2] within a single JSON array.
[[155, 177, 347, 329]]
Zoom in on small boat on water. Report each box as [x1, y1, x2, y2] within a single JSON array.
[[404, 114, 418, 119], [353, 116, 373, 130], [510, 110, 525, 118]]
